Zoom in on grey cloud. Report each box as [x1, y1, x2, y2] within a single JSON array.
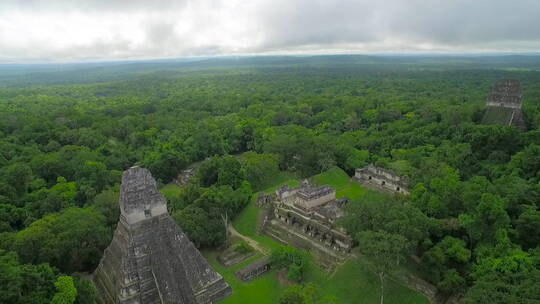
[[383, 0, 540, 44], [143, 19, 179, 47], [253, 0, 381, 49], [0, 36, 137, 62], [1, 0, 540, 62], [251, 0, 540, 51], [0, 0, 189, 13]]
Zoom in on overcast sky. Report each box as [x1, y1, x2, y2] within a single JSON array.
[[1, 0, 540, 62]]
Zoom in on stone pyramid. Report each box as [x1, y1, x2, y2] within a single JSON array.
[[93, 167, 232, 304]]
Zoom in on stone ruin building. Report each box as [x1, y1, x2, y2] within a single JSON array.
[[93, 167, 231, 304], [263, 180, 353, 269], [354, 164, 410, 195], [235, 257, 271, 282], [482, 79, 526, 130], [175, 167, 197, 187]]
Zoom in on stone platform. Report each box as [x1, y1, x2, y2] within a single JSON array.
[[217, 245, 257, 267], [265, 219, 348, 271]]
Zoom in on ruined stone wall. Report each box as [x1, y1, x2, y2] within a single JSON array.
[[510, 109, 527, 130], [279, 188, 299, 201], [265, 219, 347, 270], [354, 168, 409, 195], [235, 258, 271, 282], [273, 205, 352, 252], [295, 191, 336, 209], [486, 100, 522, 109]]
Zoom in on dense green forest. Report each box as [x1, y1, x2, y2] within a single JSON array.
[[1, 55, 540, 304]]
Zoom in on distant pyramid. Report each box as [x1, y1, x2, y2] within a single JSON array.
[[482, 79, 527, 130], [93, 167, 231, 304]]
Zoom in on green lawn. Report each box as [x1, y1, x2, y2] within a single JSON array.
[[313, 167, 351, 189], [259, 172, 301, 194], [234, 170, 299, 238], [202, 244, 287, 304], [233, 172, 300, 252], [307, 257, 430, 304], [313, 166, 378, 200], [160, 183, 183, 200]]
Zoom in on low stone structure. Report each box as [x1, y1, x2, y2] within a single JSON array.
[[235, 258, 271, 282], [264, 181, 353, 269], [217, 245, 257, 267], [354, 164, 409, 195], [93, 167, 232, 304], [175, 167, 197, 187], [483, 79, 526, 130]]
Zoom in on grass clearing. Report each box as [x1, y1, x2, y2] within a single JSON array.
[[234, 170, 299, 239], [202, 249, 285, 304], [312, 167, 351, 189], [313, 167, 371, 200], [160, 183, 183, 200], [308, 257, 430, 304], [233, 171, 300, 252], [259, 172, 301, 194]]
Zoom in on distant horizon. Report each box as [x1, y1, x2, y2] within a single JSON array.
[[3, 51, 540, 65]]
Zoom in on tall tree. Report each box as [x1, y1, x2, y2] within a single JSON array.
[[217, 156, 245, 189], [465, 250, 540, 304], [357, 231, 409, 304], [242, 152, 280, 191], [13, 207, 109, 273], [459, 193, 510, 246], [1, 163, 32, 195], [0, 249, 57, 304], [515, 206, 540, 250], [51, 276, 77, 304]]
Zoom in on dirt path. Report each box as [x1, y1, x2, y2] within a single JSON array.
[[228, 224, 270, 255]]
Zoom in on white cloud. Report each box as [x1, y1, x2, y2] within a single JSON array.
[[0, 0, 539, 62]]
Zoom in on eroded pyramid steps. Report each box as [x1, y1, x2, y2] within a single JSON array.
[[94, 167, 231, 304]]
